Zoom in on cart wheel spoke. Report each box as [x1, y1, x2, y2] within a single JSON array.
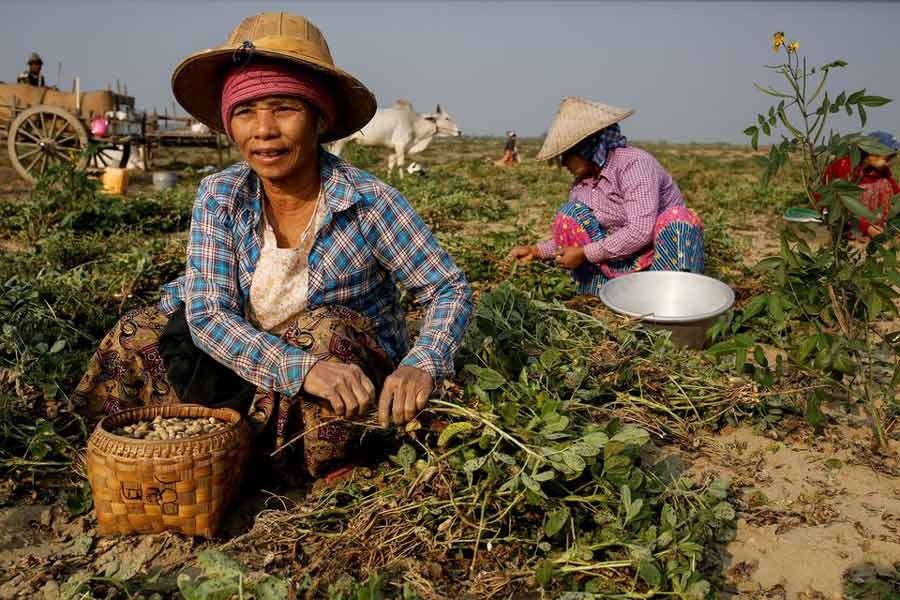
[[93, 152, 109, 168], [24, 121, 44, 142], [15, 147, 41, 161], [43, 154, 58, 176], [56, 136, 79, 149], [44, 154, 64, 171], [37, 112, 48, 137], [89, 143, 131, 170], [16, 126, 42, 144], [52, 120, 75, 142], [42, 145, 62, 159], [56, 134, 80, 147], [45, 114, 58, 139], [54, 115, 69, 140], [10, 105, 90, 184], [24, 152, 43, 174]]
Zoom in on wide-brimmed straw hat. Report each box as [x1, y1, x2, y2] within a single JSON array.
[[171, 12, 376, 142], [535, 97, 635, 161]]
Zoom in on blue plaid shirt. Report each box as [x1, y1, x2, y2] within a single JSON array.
[[160, 150, 473, 397]]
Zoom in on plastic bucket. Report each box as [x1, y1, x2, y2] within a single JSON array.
[[152, 171, 178, 191], [101, 168, 129, 195]]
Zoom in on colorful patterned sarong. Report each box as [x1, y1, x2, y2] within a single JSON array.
[[551, 201, 705, 296], [73, 305, 394, 478]]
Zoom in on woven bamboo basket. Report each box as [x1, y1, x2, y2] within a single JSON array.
[[86, 404, 251, 538]]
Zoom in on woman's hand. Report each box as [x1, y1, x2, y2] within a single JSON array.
[[555, 246, 586, 269], [378, 365, 434, 426], [507, 245, 539, 262], [302, 362, 375, 418]]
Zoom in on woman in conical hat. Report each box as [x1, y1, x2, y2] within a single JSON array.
[[73, 12, 473, 479], [508, 97, 705, 296]]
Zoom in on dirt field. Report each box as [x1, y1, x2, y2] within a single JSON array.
[[0, 138, 897, 599]]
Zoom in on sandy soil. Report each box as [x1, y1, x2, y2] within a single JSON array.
[[691, 416, 898, 599], [0, 503, 198, 598], [735, 218, 783, 267], [0, 161, 31, 202], [708, 189, 900, 598]]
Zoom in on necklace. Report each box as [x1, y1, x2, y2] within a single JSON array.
[[263, 189, 322, 249], [296, 189, 322, 248]]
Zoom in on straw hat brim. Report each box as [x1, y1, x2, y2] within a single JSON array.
[[171, 47, 376, 143], [535, 98, 635, 162]]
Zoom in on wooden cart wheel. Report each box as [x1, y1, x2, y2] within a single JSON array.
[[87, 141, 132, 172], [7, 105, 89, 184]]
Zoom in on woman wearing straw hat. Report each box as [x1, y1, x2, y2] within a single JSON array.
[[73, 12, 473, 478], [508, 98, 704, 296]]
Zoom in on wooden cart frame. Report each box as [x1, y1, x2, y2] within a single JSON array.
[[1, 82, 227, 184]]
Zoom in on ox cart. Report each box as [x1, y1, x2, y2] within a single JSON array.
[[1, 82, 227, 184]]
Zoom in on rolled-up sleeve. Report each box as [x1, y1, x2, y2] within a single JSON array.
[[184, 179, 319, 397], [583, 159, 660, 263], [535, 238, 558, 259], [365, 187, 473, 381]]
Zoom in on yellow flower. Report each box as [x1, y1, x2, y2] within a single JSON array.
[[773, 32, 785, 52], [787, 41, 800, 53]]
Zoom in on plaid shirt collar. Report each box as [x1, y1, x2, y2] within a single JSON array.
[[231, 150, 365, 227], [160, 148, 474, 394]]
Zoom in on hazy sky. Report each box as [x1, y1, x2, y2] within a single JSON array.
[[2, 1, 898, 143]]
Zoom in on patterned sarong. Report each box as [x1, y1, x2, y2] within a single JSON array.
[[552, 201, 705, 296], [73, 305, 394, 478]]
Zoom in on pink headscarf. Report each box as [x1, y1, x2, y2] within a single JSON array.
[[220, 62, 337, 139]]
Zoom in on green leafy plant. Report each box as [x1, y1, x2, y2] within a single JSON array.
[[0, 162, 188, 499], [722, 33, 900, 449], [177, 550, 293, 600], [327, 573, 421, 600], [226, 286, 738, 597], [744, 33, 892, 195], [59, 563, 163, 600]]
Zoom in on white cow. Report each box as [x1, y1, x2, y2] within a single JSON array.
[[328, 101, 461, 176]]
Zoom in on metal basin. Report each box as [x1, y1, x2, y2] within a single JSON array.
[[783, 208, 830, 249], [152, 170, 178, 190], [598, 271, 735, 348]]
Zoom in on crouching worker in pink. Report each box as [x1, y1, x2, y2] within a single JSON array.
[[508, 98, 704, 295], [72, 12, 473, 479]]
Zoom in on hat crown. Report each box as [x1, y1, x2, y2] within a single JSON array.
[[226, 12, 335, 66], [27, 52, 42, 64], [535, 97, 635, 161], [171, 11, 376, 143]]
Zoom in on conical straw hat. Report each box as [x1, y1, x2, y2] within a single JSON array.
[[172, 12, 376, 142], [535, 97, 635, 161]]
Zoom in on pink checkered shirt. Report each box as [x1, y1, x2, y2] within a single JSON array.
[[537, 146, 685, 263]]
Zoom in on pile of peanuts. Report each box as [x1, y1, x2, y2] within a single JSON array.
[[111, 415, 229, 440]]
